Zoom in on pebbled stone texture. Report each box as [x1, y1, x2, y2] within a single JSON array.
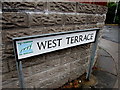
[[2, 12, 106, 29], [77, 3, 108, 14], [65, 14, 86, 25], [2, 12, 29, 29], [31, 13, 63, 26], [49, 2, 76, 12], [96, 5, 108, 14], [77, 3, 97, 14], [2, 2, 45, 11]]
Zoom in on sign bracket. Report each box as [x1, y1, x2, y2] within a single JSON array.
[[13, 40, 25, 89], [16, 60, 25, 89], [86, 29, 100, 80]]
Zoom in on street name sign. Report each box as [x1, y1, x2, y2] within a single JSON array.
[[13, 28, 99, 60]]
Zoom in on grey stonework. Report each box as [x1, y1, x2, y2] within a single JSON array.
[[49, 2, 76, 12], [2, 12, 106, 29], [1, 2, 107, 88], [2, 2, 45, 11]]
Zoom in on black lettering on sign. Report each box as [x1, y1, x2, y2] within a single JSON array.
[[57, 38, 62, 46], [53, 39, 57, 48], [71, 36, 74, 44], [37, 38, 62, 50], [37, 41, 47, 50], [90, 33, 94, 40], [48, 40, 52, 48], [79, 35, 83, 42], [83, 35, 87, 41], [66, 37, 70, 44], [74, 36, 79, 43]]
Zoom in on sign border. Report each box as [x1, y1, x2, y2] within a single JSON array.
[[13, 28, 100, 61]]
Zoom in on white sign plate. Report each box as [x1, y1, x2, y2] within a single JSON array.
[[13, 29, 98, 60]]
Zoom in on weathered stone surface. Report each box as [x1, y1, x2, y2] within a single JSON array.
[[3, 27, 44, 43], [2, 80, 19, 88], [3, 42, 13, 55], [36, 2, 46, 11], [34, 74, 59, 88], [2, 2, 45, 11], [70, 57, 89, 70], [97, 15, 106, 23], [2, 70, 18, 82], [2, 2, 46, 12], [70, 44, 91, 53], [60, 55, 73, 65], [30, 58, 60, 75], [31, 13, 63, 26], [46, 63, 70, 79], [96, 5, 108, 14], [2, 2, 17, 11], [2, 12, 29, 29], [77, 3, 108, 14], [65, 14, 86, 25], [69, 63, 88, 81], [64, 14, 104, 25], [77, 3, 97, 14], [43, 72, 70, 88], [65, 14, 87, 25], [49, 2, 76, 12], [86, 15, 98, 24], [25, 63, 70, 88], [2, 60, 9, 74]]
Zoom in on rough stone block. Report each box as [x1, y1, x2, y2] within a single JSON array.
[[36, 2, 46, 11], [22, 66, 34, 77], [44, 72, 70, 88], [34, 74, 59, 88], [26, 63, 70, 88], [25, 71, 47, 87], [69, 68, 82, 81], [2, 12, 29, 29], [49, 2, 76, 12], [3, 42, 13, 55], [69, 64, 87, 81], [30, 13, 63, 26], [45, 51, 60, 60], [2, 70, 18, 82], [57, 47, 71, 57], [70, 44, 91, 53], [77, 3, 107, 14], [3, 27, 44, 42], [46, 63, 70, 78], [2, 60, 9, 74], [70, 57, 89, 70], [7, 58, 16, 71], [86, 15, 98, 24], [97, 15, 106, 23], [79, 49, 90, 59], [77, 3, 97, 14], [22, 54, 45, 68], [2, 80, 19, 88], [2, 2, 46, 11], [42, 26, 64, 34], [96, 5, 108, 14], [60, 55, 73, 65], [74, 24, 98, 30], [2, 2, 34, 11], [31, 58, 60, 75], [65, 14, 87, 25]]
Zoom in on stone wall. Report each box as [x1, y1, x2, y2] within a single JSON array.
[[1, 2, 107, 88]]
